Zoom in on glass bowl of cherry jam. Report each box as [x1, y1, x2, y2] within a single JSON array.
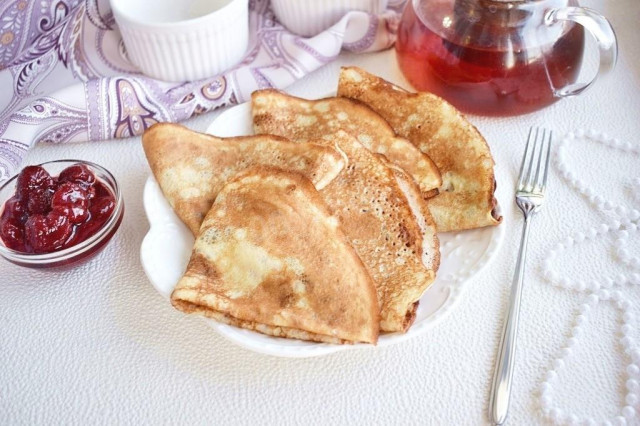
[[0, 160, 124, 268]]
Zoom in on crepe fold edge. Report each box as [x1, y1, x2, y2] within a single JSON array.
[[170, 167, 380, 345]]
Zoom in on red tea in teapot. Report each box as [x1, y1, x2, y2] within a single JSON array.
[[396, 0, 586, 116]]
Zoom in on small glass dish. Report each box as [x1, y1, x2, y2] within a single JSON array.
[[0, 160, 124, 269]]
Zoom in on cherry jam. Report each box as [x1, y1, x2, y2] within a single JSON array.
[[0, 164, 116, 254], [395, 1, 585, 116]]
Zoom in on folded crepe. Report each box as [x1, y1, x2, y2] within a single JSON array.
[[142, 123, 344, 235], [252, 89, 442, 198], [171, 167, 380, 344], [337, 66, 502, 232], [319, 132, 439, 332], [248, 127, 438, 333]]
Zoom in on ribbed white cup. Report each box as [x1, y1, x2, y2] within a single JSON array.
[[111, 0, 249, 82], [271, 0, 389, 37]]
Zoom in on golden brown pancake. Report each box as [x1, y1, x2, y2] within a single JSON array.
[[170, 167, 379, 344], [142, 123, 344, 235], [251, 89, 442, 199], [280, 130, 438, 333], [337, 66, 502, 232]]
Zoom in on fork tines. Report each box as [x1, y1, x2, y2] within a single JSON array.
[[517, 127, 552, 194]]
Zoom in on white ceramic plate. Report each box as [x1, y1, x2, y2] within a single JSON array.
[[141, 102, 504, 357]]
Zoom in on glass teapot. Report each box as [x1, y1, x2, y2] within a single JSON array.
[[395, 0, 617, 116]]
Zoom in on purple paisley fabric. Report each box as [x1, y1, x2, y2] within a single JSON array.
[[0, 0, 405, 180]]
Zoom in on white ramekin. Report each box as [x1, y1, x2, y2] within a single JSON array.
[[270, 0, 389, 37], [111, 0, 249, 82]]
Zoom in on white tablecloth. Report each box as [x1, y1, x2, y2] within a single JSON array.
[[2, 0, 639, 423]]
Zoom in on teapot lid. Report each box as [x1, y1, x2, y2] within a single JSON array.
[[453, 0, 535, 27], [412, 0, 556, 48]]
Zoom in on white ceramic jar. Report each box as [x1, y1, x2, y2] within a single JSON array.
[[270, 0, 389, 37], [111, 0, 249, 82]]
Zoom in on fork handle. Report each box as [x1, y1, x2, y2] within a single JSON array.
[[489, 213, 533, 425]]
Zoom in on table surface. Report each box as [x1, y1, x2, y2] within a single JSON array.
[[2, 0, 640, 424]]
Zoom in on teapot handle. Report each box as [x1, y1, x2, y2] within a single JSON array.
[[545, 7, 617, 97]]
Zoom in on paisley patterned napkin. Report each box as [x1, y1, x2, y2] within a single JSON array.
[[0, 0, 404, 180]]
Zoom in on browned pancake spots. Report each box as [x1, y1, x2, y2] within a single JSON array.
[[188, 254, 221, 294], [170, 168, 380, 343], [337, 67, 502, 232], [403, 302, 418, 330], [251, 90, 442, 198], [141, 123, 344, 236]]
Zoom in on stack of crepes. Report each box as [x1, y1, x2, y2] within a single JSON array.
[[142, 67, 502, 345]]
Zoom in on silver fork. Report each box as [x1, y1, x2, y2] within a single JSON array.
[[489, 127, 552, 425]]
